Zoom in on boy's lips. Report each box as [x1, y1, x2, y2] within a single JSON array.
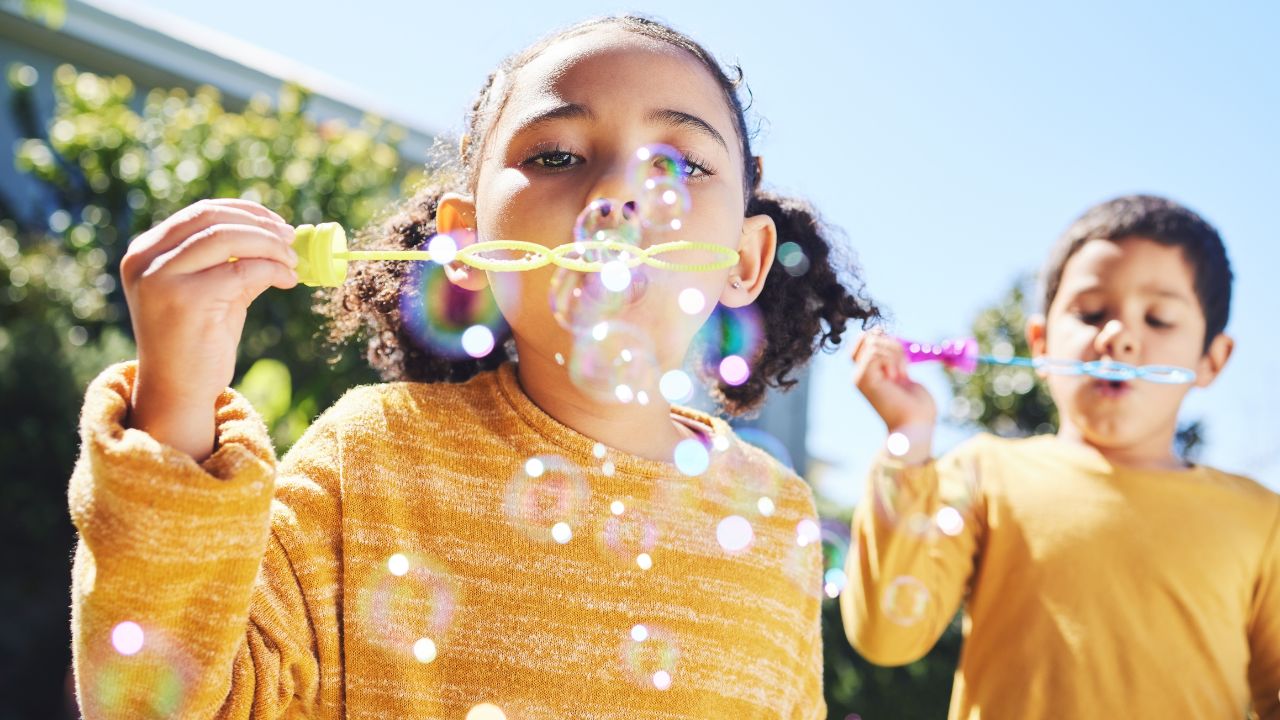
[[1090, 378, 1132, 398]]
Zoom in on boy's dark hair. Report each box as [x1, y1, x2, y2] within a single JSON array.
[[1040, 194, 1232, 351], [318, 15, 880, 415]]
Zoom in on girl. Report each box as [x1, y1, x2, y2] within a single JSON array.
[[70, 15, 878, 719]]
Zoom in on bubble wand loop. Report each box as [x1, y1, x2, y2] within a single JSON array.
[[897, 337, 1197, 385], [282, 222, 741, 288]]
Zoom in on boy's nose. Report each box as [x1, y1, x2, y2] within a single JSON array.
[[1094, 318, 1139, 359]]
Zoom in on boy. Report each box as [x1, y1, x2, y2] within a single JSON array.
[[843, 194, 1279, 718]]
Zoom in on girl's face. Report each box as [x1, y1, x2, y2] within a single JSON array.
[[445, 28, 774, 374]]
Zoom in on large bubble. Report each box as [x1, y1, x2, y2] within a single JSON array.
[[504, 455, 591, 544], [400, 260, 507, 359], [550, 199, 649, 331], [598, 499, 659, 569], [81, 626, 194, 717], [620, 623, 680, 691], [627, 145, 691, 234], [353, 551, 459, 660], [694, 304, 765, 386], [567, 320, 660, 405]]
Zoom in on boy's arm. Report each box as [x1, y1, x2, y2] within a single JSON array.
[[840, 439, 985, 666], [69, 361, 343, 718], [1247, 501, 1280, 719]]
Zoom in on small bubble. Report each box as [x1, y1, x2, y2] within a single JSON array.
[[936, 507, 964, 536], [881, 576, 930, 626], [886, 432, 911, 457], [111, 621, 144, 656], [677, 288, 706, 315], [600, 260, 632, 292], [413, 637, 437, 663], [796, 518, 820, 547], [615, 384, 635, 403], [718, 355, 750, 386], [555, 352, 566, 365], [525, 458, 545, 477], [551, 522, 573, 544], [631, 624, 649, 642], [427, 234, 457, 264], [652, 670, 673, 690], [716, 515, 754, 553], [460, 325, 495, 358], [611, 500, 626, 515], [636, 553, 653, 570], [659, 369, 694, 403], [466, 704, 507, 720], [593, 443, 607, 459], [673, 439, 710, 476], [387, 553, 409, 577], [757, 497, 775, 516]]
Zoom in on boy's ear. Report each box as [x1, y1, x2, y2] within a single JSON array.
[[437, 192, 487, 291], [1194, 333, 1234, 388], [719, 213, 776, 308], [1025, 314, 1048, 356]]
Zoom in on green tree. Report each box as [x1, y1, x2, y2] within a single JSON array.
[[2, 63, 408, 717]]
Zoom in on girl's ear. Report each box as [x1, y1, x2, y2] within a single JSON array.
[[719, 213, 777, 308], [437, 192, 488, 291], [1025, 314, 1048, 356], [1194, 332, 1234, 388]]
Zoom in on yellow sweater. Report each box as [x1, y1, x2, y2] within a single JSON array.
[[69, 361, 826, 719], [841, 433, 1280, 719]]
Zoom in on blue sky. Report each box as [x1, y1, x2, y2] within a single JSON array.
[[141, 0, 1280, 497]]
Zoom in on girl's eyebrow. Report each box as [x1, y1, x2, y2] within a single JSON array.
[[646, 108, 728, 151], [509, 102, 728, 151]]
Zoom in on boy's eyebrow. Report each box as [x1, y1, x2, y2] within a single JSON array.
[[1066, 284, 1194, 304], [508, 103, 728, 152]]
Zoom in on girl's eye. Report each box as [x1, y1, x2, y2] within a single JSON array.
[[526, 150, 581, 170], [652, 154, 713, 180]]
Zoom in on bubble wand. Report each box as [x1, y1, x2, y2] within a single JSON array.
[[272, 144, 741, 288], [897, 337, 1196, 385]]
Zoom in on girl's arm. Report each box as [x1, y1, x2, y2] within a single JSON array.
[[68, 361, 344, 718]]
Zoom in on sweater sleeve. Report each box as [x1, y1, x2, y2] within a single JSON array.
[[68, 361, 345, 719], [1248, 499, 1280, 720], [840, 437, 987, 666]]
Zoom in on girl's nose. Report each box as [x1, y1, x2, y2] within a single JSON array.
[[1094, 318, 1139, 359]]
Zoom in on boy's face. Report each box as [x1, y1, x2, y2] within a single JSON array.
[[1028, 237, 1232, 460]]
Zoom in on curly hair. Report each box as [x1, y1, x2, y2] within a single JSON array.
[[318, 15, 880, 415]]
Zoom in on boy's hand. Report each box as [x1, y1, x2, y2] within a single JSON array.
[[120, 199, 298, 461], [851, 330, 937, 460]]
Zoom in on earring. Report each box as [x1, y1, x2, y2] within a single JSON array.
[[731, 279, 743, 289]]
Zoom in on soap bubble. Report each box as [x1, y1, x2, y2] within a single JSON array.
[[567, 321, 659, 404], [504, 454, 590, 544], [620, 623, 679, 690], [401, 262, 507, 359], [627, 145, 691, 234], [354, 551, 459, 659]]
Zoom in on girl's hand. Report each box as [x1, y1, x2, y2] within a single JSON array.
[[119, 199, 298, 461], [851, 330, 937, 460]]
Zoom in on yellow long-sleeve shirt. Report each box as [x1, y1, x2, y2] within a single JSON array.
[[841, 432, 1280, 719], [69, 361, 826, 719]]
